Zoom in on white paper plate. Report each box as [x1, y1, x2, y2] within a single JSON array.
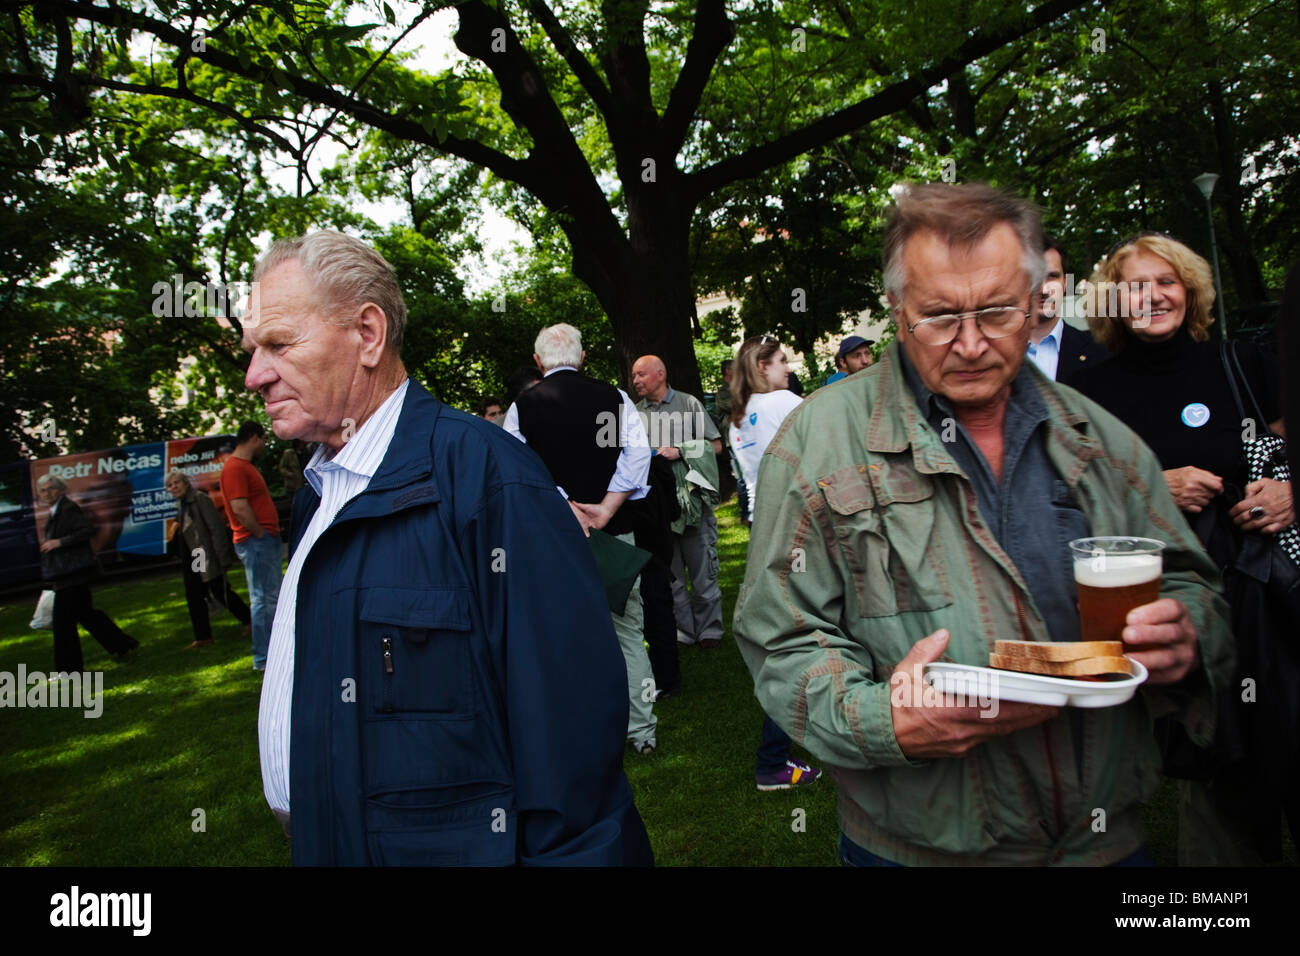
[[923, 659, 1148, 709]]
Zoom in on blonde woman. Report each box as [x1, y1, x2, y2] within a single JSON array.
[[164, 469, 251, 649], [1072, 233, 1295, 865], [729, 335, 822, 791], [729, 335, 804, 525]]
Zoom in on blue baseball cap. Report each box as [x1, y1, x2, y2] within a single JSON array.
[[837, 335, 873, 360]]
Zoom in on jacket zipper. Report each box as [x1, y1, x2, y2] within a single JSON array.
[[381, 635, 395, 713]]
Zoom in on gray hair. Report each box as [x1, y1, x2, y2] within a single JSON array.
[[534, 323, 583, 371], [882, 183, 1046, 301], [37, 473, 66, 491], [164, 469, 193, 488], [254, 230, 407, 354]]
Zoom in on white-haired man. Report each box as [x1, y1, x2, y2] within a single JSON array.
[[502, 323, 659, 753], [245, 230, 651, 865]]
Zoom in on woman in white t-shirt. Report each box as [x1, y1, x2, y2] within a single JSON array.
[[728, 334, 822, 791], [729, 335, 804, 524]]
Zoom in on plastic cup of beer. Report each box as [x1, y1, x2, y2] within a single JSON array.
[[1069, 537, 1164, 646]]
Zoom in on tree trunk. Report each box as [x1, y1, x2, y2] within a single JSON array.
[[565, 166, 706, 400]]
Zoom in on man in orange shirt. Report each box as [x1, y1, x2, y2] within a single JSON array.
[[219, 421, 282, 671]]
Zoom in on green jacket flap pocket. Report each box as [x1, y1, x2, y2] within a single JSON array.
[[819, 464, 875, 515]]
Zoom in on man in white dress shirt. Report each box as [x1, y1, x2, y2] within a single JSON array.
[[1026, 235, 1109, 383], [503, 324, 659, 753], [243, 231, 651, 865]]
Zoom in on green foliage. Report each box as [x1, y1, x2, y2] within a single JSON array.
[[4, 0, 1299, 451]]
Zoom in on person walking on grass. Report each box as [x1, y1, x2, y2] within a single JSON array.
[[36, 474, 138, 671], [164, 469, 251, 650]]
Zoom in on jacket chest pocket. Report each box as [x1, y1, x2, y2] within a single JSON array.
[[820, 462, 953, 618], [359, 587, 475, 720]]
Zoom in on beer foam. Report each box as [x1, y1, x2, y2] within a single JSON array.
[[1073, 553, 1161, 588]]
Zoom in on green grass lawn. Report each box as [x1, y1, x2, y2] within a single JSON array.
[[1, 500, 1291, 866]]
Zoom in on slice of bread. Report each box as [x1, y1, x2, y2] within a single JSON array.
[[988, 653, 1134, 677], [993, 640, 1123, 662]]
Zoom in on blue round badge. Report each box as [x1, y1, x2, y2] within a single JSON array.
[[1181, 402, 1210, 428]]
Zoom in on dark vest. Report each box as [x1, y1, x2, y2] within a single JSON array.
[[515, 369, 625, 505]]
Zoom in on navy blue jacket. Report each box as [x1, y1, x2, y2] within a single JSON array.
[[285, 378, 653, 866]]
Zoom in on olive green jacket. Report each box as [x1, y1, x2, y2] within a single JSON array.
[[177, 487, 237, 583], [734, 342, 1233, 865]]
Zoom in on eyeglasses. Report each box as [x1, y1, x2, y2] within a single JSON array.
[[759, 333, 778, 345], [900, 306, 1030, 346]]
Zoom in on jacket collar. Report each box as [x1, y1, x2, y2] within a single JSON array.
[[866, 341, 1098, 480], [307, 378, 445, 525]]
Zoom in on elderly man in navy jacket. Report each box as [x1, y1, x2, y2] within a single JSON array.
[[244, 229, 652, 866]]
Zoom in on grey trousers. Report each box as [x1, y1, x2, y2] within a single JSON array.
[[611, 533, 657, 746], [670, 505, 723, 643]]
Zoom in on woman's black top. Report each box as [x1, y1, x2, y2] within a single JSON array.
[[1069, 326, 1280, 493]]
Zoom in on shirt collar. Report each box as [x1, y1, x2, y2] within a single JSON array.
[[1028, 317, 1064, 354], [897, 345, 1047, 429], [645, 385, 675, 407], [543, 366, 578, 377], [305, 378, 409, 493]]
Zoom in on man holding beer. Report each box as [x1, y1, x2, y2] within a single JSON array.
[[734, 183, 1233, 866]]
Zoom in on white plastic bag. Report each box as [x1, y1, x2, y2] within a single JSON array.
[[30, 589, 55, 630]]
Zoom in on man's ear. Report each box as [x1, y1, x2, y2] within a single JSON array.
[[533, 353, 544, 372], [578, 349, 586, 370], [357, 303, 388, 368]]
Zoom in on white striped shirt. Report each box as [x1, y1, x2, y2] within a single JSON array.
[[257, 378, 410, 814]]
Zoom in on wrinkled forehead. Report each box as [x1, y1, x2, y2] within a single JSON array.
[[903, 225, 1030, 305]]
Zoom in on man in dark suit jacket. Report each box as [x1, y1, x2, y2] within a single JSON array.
[[36, 474, 138, 672], [1027, 235, 1109, 384]]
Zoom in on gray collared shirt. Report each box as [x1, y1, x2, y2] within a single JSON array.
[[898, 350, 1090, 647]]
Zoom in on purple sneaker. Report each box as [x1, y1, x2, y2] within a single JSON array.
[[756, 758, 822, 791]]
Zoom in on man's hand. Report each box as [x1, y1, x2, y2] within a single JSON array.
[[572, 490, 631, 534], [1122, 598, 1199, 685], [567, 500, 592, 537], [656, 446, 681, 461], [571, 500, 612, 532], [40, 538, 61, 553], [228, 497, 265, 538], [890, 630, 1058, 759], [1162, 466, 1223, 513], [1228, 478, 1294, 534]]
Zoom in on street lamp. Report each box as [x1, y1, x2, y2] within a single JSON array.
[[1193, 173, 1229, 333]]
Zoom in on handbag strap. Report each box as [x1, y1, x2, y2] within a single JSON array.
[[1224, 337, 1271, 430], [1217, 338, 1250, 426]]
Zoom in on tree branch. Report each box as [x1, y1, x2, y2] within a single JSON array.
[[525, 0, 617, 120], [30, 0, 541, 194], [660, 0, 734, 152], [686, 0, 1091, 201], [598, 0, 654, 121]]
